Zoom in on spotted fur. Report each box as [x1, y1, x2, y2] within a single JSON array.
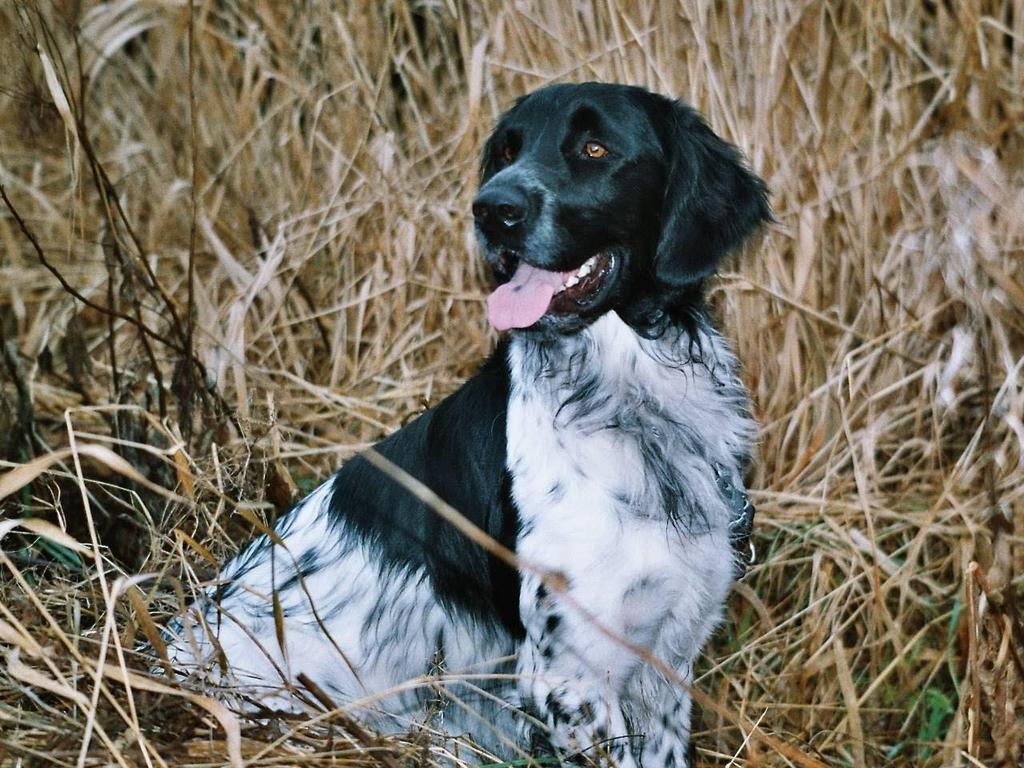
[[508, 313, 754, 766], [164, 82, 769, 765]]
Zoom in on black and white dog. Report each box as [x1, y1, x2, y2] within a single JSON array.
[[165, 82, 769, 766]]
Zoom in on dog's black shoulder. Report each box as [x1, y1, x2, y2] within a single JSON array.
[[329, 339, 523, 636]]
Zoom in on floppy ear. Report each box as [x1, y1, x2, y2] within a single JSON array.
[[654, 102, 770, 287]]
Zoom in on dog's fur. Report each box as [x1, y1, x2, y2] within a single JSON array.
[[164, 82, 769, 766]]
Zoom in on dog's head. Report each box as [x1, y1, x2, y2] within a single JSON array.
[[474, 82, 770, 336]]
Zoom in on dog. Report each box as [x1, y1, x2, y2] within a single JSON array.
[[164, 82, 769, 767]]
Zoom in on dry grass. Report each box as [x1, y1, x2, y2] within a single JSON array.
[[1, 1, 1023, 766]]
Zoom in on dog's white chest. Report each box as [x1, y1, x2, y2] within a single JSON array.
[[505, 312, 753, 666], [506, 312, 751, 527]]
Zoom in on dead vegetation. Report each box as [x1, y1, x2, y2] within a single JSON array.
[[1, 1, 1022, 766]]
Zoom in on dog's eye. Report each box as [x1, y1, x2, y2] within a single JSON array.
[[583, 141, 609, 159], [501, 144, 517, 163]]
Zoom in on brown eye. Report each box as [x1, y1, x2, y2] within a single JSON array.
[[583, 141, 609, 159], [501, 144, 516, 163]]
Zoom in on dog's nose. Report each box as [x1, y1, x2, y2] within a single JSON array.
[[472, 186, 529, 232]]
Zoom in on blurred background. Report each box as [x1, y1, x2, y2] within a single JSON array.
[[0, 1, 1021, 766]]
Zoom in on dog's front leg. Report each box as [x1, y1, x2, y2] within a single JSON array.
[[516, 573, 642, 767], [636, 685, 694, 768]]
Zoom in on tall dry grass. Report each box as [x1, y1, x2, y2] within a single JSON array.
[[1, 1, 1022, 766]]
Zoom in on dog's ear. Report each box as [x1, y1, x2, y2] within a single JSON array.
[[653, 102, 770, 287]]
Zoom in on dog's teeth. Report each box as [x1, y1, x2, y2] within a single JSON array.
[[564, 274, 580, 288], [576, 254, 599, 277]]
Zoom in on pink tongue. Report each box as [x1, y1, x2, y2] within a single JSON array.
[[487, 261, 569, 330]]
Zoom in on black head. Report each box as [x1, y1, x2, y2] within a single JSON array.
[[473, 82, 770, 336]]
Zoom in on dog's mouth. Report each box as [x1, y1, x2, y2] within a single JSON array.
[[487, 250, 617, 331]]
